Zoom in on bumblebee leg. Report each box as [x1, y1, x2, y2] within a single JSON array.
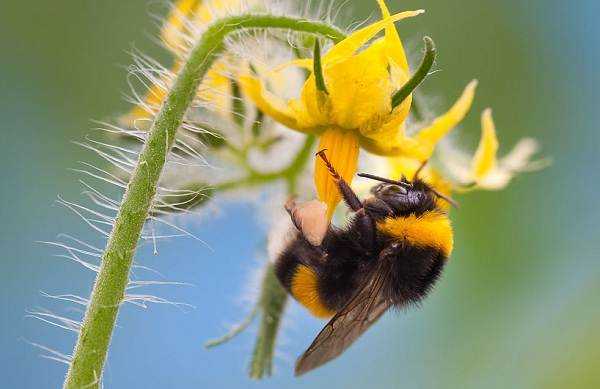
[[336, 179, 363, 212], [363, 197, 394, 219], [353, 208, 376, 253], [316, 150, 376, 251], [315, 150, 363, 211]]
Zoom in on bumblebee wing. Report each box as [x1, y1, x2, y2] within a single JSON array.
[[294, 265, 390, 376]]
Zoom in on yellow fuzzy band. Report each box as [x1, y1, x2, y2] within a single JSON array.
[[377, 211, 454, 257], [290, 265, 335, 318]]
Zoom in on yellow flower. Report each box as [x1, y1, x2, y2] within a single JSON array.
[[440, 109, 546, 190], [358, 79, 478, 161], [384, 108, 544, 202], [380, 80, 479, 201], [240, 0, 426, 218], [122, 0, 258, 128]]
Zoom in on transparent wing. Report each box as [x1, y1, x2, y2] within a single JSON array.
[[294, 260, 391, 376]]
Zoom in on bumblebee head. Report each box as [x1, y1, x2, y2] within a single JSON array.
[[369, 178, 435, 215], [358, 173, 457, 216]]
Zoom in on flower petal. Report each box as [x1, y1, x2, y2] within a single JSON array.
[[161, 0, 199, 52], [356, 54, 411, 143], [325, 39, 392, 129], [239, 72, 306, 132], [376, 0, 410, 71], [358, 122, 420, 157], [270, 58, 313, 73], [314, 128, 360, 219], [412, 79, 478, 160], [471, 108, 499, 180], [323, 9, 424, 66], [499, 138, 541, 172], [476, 138, 546, 190]]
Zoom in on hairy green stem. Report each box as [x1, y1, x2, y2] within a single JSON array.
[[249, 263, 288, 379], [63, 14, 346, 388]]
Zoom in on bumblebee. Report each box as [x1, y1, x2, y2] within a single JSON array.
[[275, 150, 455, 376]]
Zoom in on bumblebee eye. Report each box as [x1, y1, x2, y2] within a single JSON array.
[[371, 184, 385, 194], [386, 185, 408, 195]]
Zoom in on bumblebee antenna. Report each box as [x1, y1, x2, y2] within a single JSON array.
[[315, 149, 340, 180], [413, 160, 428, 181], [432, 189, 459, 209], [357, 173, 412, 188], [409, 159, 458, 208]]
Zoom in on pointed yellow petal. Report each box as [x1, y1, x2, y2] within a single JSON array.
[[314, 128, 360, 219], [324, 39, 391, 129], [271, 59, 313, 73], [376, 0, 410, 71], [472, 108, 499, 179], [324, 9, 424, 65], [413, 79, 478, 160], [238, 73, 305, 132], [358, 122, 420, 157], [161, 0, 199, 52]]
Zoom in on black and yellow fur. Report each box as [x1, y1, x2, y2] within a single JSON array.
[[276, 177, 453, 318]]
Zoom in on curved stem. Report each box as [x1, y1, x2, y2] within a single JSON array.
[[212, 135, 316, 194], [249, 263, 288, 379], [63, 15, 345, 389]]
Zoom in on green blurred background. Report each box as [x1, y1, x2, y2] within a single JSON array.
[[1, 1, 598, 388]]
